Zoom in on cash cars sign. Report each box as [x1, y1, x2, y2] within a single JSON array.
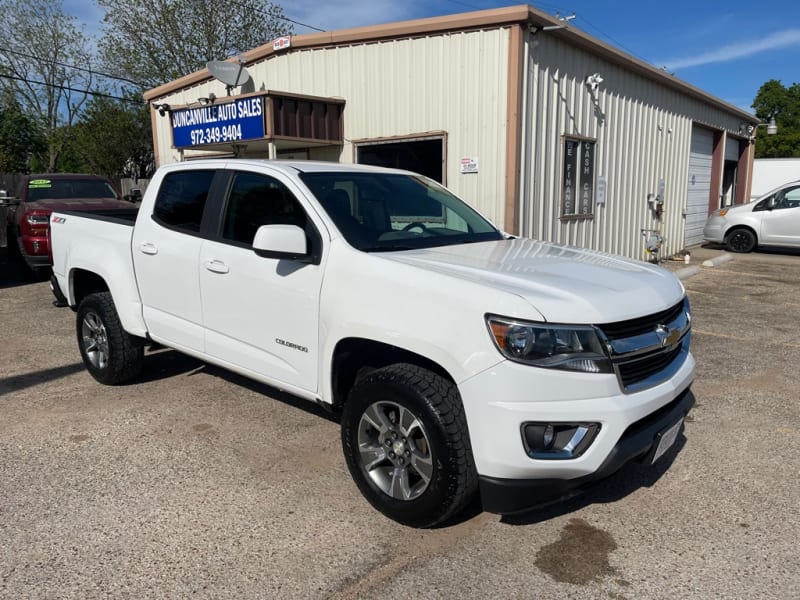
[[171, 97, 265, 148]]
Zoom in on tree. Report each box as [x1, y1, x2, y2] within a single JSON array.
[[0, 91, 45, 172], [97, 0, 293, 91], [70, 96, 155, 180], [0, 0, 94, 171], [752, 79, 800, 158]]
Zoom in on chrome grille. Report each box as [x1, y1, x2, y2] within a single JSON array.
[[597, 298, 691, 393]]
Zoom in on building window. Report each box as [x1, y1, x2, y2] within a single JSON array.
[[561, 137, 596, 219]]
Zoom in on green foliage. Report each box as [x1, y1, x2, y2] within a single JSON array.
[[97, 0, 293, 91], [752, 79, 800, 158], [0, 0, 93, 171], [69, 96, 155, 180], [0, 91, 45, 172]]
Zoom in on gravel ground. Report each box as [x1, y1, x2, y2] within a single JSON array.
[[1, 244, 798, 599]]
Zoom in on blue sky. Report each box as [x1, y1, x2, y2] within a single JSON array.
[[67, 1, 800, 115]]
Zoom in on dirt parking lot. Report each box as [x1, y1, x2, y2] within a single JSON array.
[[1, 245, 798, 599]]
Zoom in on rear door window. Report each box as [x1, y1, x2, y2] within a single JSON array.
[[153, 170, 215, 232]]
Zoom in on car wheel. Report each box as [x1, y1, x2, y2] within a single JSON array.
[[341, 363, 477, 528], [725, 228, 756, 253], [76, 292, 143, 385]]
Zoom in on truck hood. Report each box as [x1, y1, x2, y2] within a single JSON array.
[[382, 238, 685, 323], [25, 198, 132, 212]]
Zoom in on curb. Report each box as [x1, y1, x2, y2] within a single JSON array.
[[674, 266, 701, 280], [701, 253, 734, 267]]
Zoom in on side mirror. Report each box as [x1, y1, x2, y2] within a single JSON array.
[[253, 224, 315, 263]]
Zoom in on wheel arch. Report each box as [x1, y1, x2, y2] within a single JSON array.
[[724, 224, 758, 250], [330, 337, 456, 410], [70, 268, 110, 306]]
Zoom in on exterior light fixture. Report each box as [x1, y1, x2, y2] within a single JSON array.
[[766, 115, 778, 135], [585, 73, 604, 92], [153, 102, 170, 117], [198, 93, 217, 105]]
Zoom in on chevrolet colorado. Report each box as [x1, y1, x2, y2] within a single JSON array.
[[50, 159, 695, 527]]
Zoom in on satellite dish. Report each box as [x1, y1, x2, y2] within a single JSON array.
[[207, 59, 252, 94]]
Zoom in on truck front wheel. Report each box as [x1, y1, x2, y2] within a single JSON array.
[[76, 292, 143, 385], [341, 363, 477, 527]]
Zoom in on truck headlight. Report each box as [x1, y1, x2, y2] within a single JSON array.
[[486, 315, 612, 374]]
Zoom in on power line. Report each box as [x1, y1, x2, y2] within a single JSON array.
[[0, 73, 145, 105], [0, 46, 145, 88]]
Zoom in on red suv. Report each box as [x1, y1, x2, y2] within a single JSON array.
[[5, 174, 134, 275]]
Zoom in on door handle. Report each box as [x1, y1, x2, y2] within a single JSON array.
[[204, 259, 229, 274], [139, 242, 158, 255]]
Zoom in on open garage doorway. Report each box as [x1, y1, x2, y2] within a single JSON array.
[[355, 136, 445, 183]]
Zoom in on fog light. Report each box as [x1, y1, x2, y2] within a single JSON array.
[[522, 422, 600, 459]]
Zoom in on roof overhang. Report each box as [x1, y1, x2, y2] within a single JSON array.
[[144, 4, 756, 123]]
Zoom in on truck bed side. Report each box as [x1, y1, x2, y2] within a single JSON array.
[[50, 209, 148, 338]]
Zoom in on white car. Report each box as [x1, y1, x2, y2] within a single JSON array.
[[703, 180, 800, 252]]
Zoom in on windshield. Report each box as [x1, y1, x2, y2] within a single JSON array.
[[299, 171, 503, 251], [26, 178, 118, 201]]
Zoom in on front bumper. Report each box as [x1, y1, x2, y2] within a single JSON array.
[[478, 387, 694, 514], [20, 235, 52, 268], [702, 216, 726, 243], [458, 349, 695, 514]]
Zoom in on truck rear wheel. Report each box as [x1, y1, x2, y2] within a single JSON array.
[[76, 292, 143, 385], [341, 363, 477, 527]]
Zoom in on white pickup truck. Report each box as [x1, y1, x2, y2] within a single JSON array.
[[51, 159, 695, 527]]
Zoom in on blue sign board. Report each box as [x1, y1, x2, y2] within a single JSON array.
[[171, 96, 265, 148]]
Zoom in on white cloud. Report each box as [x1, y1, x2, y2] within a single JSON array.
[[662, 29, 800, 70]]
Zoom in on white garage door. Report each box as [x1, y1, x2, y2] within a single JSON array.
[[685, 127, 714, 247]]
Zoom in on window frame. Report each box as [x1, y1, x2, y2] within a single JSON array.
[[560, 135, 597, 221]]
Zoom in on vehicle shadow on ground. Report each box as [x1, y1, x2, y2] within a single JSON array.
[[138, 347, 339, 424], [0, 362, 87, 396], [701, 241, 800, 257], [497, 436, 687, 526], [0, 247, 48, 289]]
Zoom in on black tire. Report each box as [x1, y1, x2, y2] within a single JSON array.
[[76, 292, 143, 385], [725, 228, 756, 253], [341, 363, 477, 528]]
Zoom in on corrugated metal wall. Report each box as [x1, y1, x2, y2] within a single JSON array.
[[153, 24, 753, 260], [154, 29, 512, 226], [519, 32, 747, 259]]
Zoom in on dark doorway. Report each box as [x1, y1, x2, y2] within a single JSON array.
[[721, 160, 738, 208], [356, 138, 444, 183]]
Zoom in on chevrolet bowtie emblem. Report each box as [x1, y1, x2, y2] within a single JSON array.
[[655, 324, 681, 348]]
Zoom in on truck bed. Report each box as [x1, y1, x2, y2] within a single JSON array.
[[58, 207, 139, 225]]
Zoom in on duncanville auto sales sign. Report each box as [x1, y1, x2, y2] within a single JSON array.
[[170, 97, 265, 148]]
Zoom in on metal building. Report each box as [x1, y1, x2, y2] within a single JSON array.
[[144, 4, 759, 260]]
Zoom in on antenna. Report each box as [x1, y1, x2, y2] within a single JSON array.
[[207, 56, 252, 96]]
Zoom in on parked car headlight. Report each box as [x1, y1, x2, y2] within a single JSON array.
[[486, 315, 612, 373], [26, 214, 50, 225]]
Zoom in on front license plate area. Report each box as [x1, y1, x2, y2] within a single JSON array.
[[650, 417, 684, 465]]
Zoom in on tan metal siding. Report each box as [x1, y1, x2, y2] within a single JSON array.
[[519, 33, 747, 259], [153, 29, 511, 227]]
